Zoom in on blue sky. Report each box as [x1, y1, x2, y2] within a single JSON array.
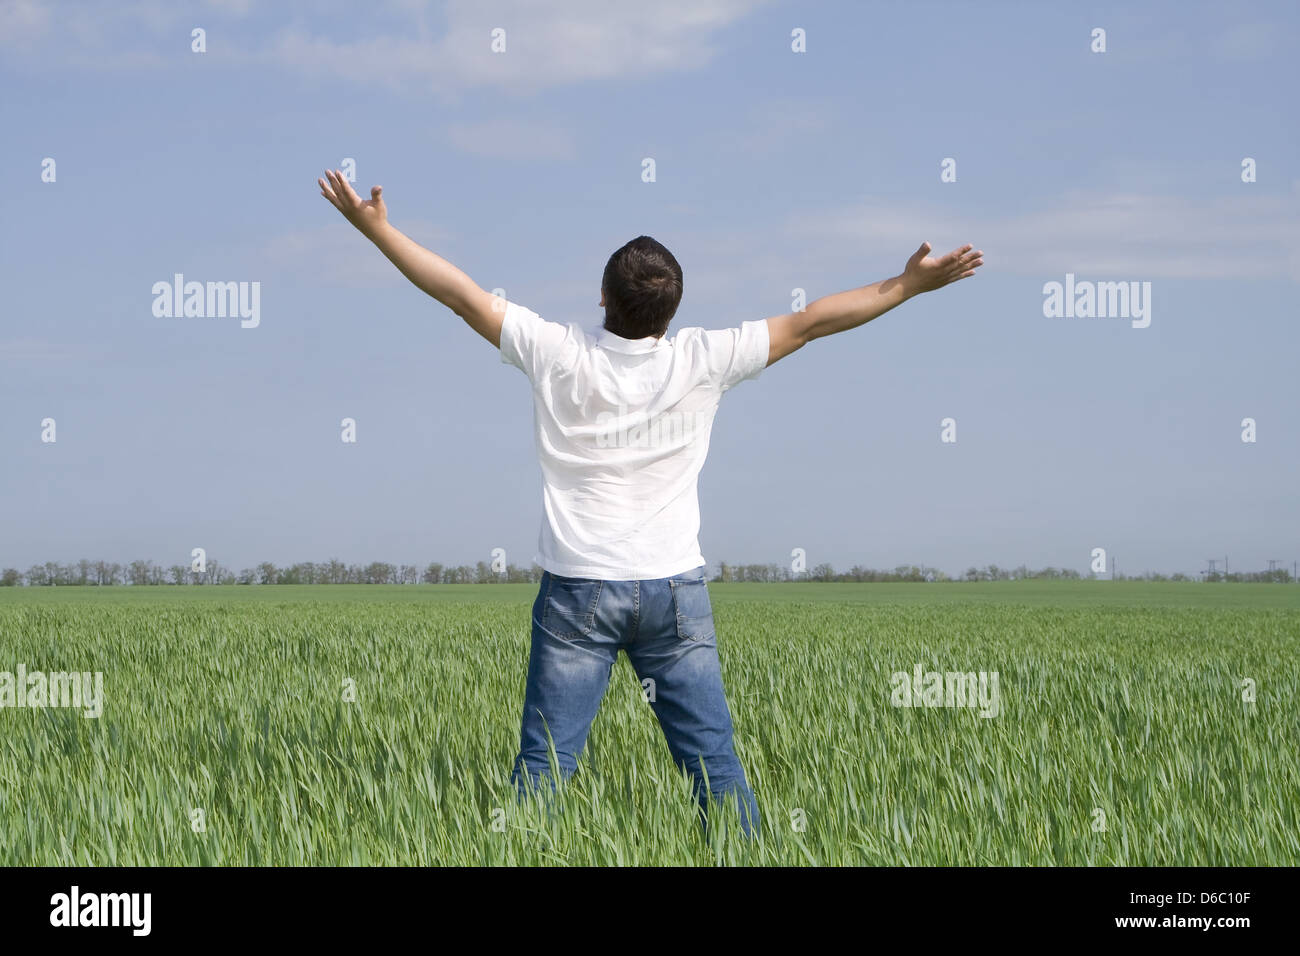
[[1, 0, 1296, 578]]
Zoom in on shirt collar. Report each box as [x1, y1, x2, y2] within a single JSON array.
[[596, 327, 667, 354]]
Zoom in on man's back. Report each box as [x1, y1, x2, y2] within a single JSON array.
[[499, 301, 769, 579]]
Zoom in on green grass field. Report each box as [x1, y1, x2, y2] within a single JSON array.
[[0, 582, 1296, 865]]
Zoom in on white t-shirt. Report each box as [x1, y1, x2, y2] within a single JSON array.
[[500, 301, 770, 579]]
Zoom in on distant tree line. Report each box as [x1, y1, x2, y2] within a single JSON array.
[[1195, 569, 1294, 584], [1, 559, 1293, 586], [0, 559, 543, 586], [715, 562, 1292, 583], [711, 562, 1076, 583], [717, 562, 1091, 582]]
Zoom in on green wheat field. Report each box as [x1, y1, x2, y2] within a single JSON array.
[[1, 582, 1296, 866]]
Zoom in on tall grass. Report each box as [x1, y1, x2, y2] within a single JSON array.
[[0, 591, 1295, 864]]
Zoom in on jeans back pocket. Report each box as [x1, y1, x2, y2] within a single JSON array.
[[540, 573, 603, 640], [669, 575, 715, 642]]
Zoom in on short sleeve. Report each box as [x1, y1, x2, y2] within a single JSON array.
[[499, 301, 575, 383], [698, 319, 770, 391]]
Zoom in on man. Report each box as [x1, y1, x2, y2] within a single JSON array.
[[318, 170, 983, 837]]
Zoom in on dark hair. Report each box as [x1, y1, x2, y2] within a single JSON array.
[[601, 236, 683, 339]]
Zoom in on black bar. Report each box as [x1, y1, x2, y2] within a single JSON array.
[[0, 865, 1286, 942]]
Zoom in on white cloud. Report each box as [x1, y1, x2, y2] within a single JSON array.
[[269, 0, 766, 96], [1214, 21, 1281, 61], [2, 0, 766, 91], [725, 95, 834, 154], [0, 338, 107, 364], [258, 219, 452, 286], [445, 117, 575, 160], [0, 0, 51, 45], [794, 191, 1300, 281], [204, 0, 255, 14], [0, 0, 229, 67]]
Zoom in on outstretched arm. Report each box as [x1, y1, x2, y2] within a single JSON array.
[[765, 242, 983, 366], [317, 169, 503, 347]]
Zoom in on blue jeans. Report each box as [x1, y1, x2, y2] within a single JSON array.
[[511, 566, 759, 837]]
